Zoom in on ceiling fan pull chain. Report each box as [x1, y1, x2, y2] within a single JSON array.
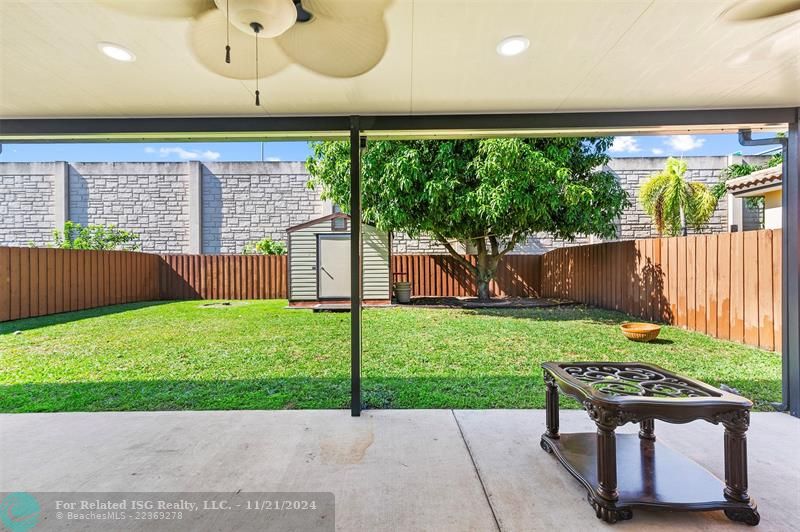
[[225, 0, 231, 63], [254, 24, 261, 106]]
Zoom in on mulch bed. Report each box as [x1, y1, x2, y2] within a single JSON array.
[[403, 296, 574, 309]]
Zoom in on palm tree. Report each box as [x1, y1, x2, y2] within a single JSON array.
[[639, 157, 717, 236]]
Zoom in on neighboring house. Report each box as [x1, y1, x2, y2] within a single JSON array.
[[726, 165, 783, 230], [0, 156, 771, 254]]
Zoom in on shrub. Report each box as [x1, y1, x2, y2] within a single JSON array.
[[242, 237, 287, 255], [52, 221, 140, 251]]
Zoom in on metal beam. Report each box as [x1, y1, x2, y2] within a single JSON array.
[[0, 108, 795, 143], [350, 116, 362, 417], [785, 111, 800, 417], [360, 108, 795, 136], [0, 116, 351, 142]]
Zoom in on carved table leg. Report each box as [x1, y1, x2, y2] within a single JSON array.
[[639, 418, 655, 441], [545, 375, 560, 439], [723, 418, 760, 525], [540, 371, 560, 453], [591, 422, 632, 523], [596, 424, 618, 503]]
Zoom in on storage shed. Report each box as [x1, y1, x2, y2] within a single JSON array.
[[287, 213, 391, 307]]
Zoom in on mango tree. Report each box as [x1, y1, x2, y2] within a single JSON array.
[[307, 137, 628, 300]]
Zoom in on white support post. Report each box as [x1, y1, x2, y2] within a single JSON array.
[[53, 161, 69, 229], [188, 161, 203, 254]]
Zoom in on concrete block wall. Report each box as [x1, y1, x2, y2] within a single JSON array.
[[606, 155, 771, 240], [201, 162, 322, 254], [0, 161, 323, 254], [0, 156, 772, 255], [0, 162, 58, 246], [68, 162, 191, 253]]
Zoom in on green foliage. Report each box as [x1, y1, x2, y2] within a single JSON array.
[[52, 221, 140, 251], [307, 137, 629, 298], [242, 237, 287, 255], [639, 158, 717, 237]]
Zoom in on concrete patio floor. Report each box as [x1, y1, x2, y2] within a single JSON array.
[[1, 410, 798, 531]]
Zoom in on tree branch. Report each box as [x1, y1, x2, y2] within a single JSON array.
[[498, 232, 524, 257], [433, 233, 478, 275], [489, 235, 499, 256]]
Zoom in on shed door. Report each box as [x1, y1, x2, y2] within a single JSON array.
[[318, 234, 351, 299]]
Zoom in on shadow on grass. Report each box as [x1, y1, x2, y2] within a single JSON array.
[[0, 301, 172, 335], [465, 305, 638, 326], [0, 376, 780, 413], [648, 338, 675, 345]]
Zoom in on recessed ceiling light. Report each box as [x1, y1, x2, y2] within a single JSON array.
[[97, 42, 136, 62], [496, 36, 530, 57]]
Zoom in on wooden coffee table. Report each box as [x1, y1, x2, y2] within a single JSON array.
[[540, 362, 759, 525]]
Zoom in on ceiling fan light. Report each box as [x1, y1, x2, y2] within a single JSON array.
[[496, 36, 530, 57], [217, 0, 297, 38], [97, 42, 136, 62]]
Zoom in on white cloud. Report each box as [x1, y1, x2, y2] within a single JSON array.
[[665, 135, 705, 152], [651, 148, 664, 155], [609, 136, 641, 153], [265, 156, 281, 162], [145, 146, 221, 161]]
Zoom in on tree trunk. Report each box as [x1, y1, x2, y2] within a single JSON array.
[[477, 278, 491, 301], [433, 233, 508, 302], [475, 244, 499, 301], [680, 204, 687, 236]]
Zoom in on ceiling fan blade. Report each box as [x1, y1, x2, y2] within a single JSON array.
[[301, 0, 392, 21], [276, 16, 388, 77], [191, 10, 289, 79], [722, 0, 800, 21], [97, 0, 216, 18]]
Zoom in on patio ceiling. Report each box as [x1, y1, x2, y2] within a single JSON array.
[[1, 0, 799, 121]]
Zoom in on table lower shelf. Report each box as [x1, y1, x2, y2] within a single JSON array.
[[541, 432, 759, 524]]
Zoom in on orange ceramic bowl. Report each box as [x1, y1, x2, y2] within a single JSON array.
[[620, 322, 661, 342]]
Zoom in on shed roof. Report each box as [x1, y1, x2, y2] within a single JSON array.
[[726, 165, 783, 197], [286, 212, 351, 233]]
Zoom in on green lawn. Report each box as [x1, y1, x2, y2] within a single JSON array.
[[0, 300, 781, 412]]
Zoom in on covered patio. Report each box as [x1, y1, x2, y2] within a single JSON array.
[[1, 0, 799, 529], [1, 409, 798, 530]]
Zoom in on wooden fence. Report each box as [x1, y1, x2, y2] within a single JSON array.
[[0, 247, 160, 322], [1, 237, 784, 352], [391, 254, 541, 297], [540, 230, 782, 351], [0, 248, 541, 321], [159, 254, 287, 300]]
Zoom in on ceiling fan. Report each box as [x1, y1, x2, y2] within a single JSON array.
[[98, 0, 390, 105], [721, 0, 800, 21], [721, 0, 800, 64]]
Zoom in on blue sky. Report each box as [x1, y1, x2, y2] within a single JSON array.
[[0, 134, 781, 163]]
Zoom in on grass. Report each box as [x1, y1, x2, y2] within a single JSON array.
[[0, 300, 781, 412]]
